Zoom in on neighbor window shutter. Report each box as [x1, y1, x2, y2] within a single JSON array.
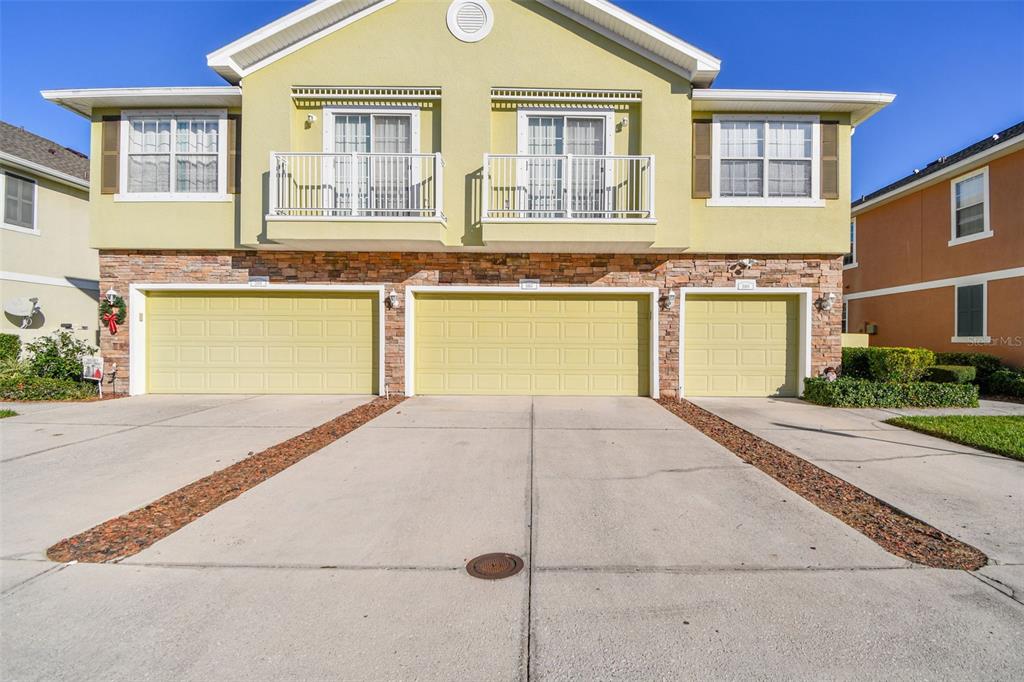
[[692, 119, 712, 198], [821, 121, 839, 200], [227, 114, 241, 194], [100, 116, 120, 195]]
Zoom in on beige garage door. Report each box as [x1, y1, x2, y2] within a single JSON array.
[[684, 294, 799, 397], [146, 291, 377, 394], [414, 292, 650, 395]]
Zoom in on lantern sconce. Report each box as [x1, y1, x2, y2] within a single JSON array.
[[817, 292, 837, 312], [386, 289, 400, 309], [105, 288, 119, 304], [661, 290, 676, 310]]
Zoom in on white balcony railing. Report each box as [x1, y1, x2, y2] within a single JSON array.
[[483, 154, 654, 221], [269, 152, 444, 220]]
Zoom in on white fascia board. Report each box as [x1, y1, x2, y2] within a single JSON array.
[[0, 152, 89, 190], [692, 89, 896, 125], [41, 87, 242, 118], [852, 134, 1024, 215]]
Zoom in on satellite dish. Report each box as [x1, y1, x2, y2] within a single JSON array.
[[3, 297, 40, 328]]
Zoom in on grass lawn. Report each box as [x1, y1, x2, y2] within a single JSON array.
[[885, 415, 1024, 461], [0, 409, 17, 419]]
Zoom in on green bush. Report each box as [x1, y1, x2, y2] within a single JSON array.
[[865, 347, 935, 383], [933, 352, 1004, 387], [923, 365, 977, 384], [987, 369, 1024, 398], [803, 378, 978, 408], [841, 347, 872, 379], [0, 334, 20, 362], [23, 331, 96, 383], [0, 376, 97, 401]]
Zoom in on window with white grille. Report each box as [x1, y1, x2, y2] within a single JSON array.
[[949, 167, 991, 245], [121, 110, 227, 199]]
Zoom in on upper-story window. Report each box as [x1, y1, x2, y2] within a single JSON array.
[[710, 115, 821, 207], [2, 171, 37, 233], [118, 110, 228, 201], [949, 167, 991, 246], [843, 218, 857, 267]]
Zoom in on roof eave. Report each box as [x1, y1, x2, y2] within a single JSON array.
[[692, 89, 896, 125], [0, 151, 89, 189], [41, 87, 244, 118]]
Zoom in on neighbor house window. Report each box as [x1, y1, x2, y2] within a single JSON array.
[[949, 167, 991, 245], [2, 172, 36, 231], [120, 111, 226, 199], [841, 300, 849, 333], [954, 283, 986, 340], [711, 115, 820, 206], [843, 218, 857, 267]]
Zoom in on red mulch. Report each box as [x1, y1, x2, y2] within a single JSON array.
[[657, 399, 987, 570], [47, 396, 404, 563]]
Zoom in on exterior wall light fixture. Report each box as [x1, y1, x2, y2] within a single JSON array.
[[387, 289, 400, 309], [105, 288, 119, 304], [662, 290, 676, 310], [817, 292, 837, 311]]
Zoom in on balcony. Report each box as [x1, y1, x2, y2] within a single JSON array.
[[480, 154, 657, 252], [265, 152, 445, 249]]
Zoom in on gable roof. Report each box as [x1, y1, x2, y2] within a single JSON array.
[[852, 120, 1024, 213], [207, 0, 721, 86], [0, 121, 89, 187], [693, 89, 895, 127]]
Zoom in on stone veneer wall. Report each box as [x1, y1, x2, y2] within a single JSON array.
[[99, 251, 843, 397]]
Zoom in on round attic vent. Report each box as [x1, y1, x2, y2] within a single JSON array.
[[447, 0, 493, 43]]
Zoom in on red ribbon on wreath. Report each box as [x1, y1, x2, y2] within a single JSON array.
[[103, 311, 119, 335]]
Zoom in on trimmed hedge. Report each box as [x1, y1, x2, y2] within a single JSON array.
[[804, 378, 979, 408], [0, 376, 97, 401], [933, 352, 1003, 386], [987, 369, 1024, 399], [0, 334, 20, 362], [867, 347, 935, 383], [841, 347, 871, 379], [923, 365, 977, 384]]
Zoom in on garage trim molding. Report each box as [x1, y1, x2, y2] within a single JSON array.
[[128, 283, 387, 396], [677, 287, 813, 398], [403, 285, 661, 397]]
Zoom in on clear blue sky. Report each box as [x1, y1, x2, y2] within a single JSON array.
[[1, 0, 1022, 196]]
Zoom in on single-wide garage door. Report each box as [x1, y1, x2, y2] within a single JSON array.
[[684, 294, 799, 397], [414, 292, 650, 395], [146, 291, 377, 394]]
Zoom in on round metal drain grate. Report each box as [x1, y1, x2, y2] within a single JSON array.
[[466, 553, 524, 580]]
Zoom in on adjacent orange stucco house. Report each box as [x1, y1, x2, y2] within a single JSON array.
[[847, 121, 1024, 368]]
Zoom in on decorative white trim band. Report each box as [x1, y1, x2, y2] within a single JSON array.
[[844, 267, 1024, 301], [291, 86, 442, 101], [1, 270, 99, 291], [491, 87, 642, 103]]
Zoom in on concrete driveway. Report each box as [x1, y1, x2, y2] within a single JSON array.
[[2, 396, 1023, 680]]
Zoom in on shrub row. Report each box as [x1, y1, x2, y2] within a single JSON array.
[[987, 369, 1024, 399], [841, 346, 935, 382], [804, 378, 979, 408], [0, 376, 97, 401], [922, 365, 977, 384], [933, 352, 1003, 385]]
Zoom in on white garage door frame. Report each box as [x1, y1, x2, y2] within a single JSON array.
[[404, 285, 661, 397], [677, 287, 813, 398], [127, 283, 386, 396]]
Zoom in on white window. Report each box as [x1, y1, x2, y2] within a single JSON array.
[[841, 300, 849, 333], [1, 171, 37, 233], [843, 218, 857, 268], [118, 110, 228, 201], [710, 115, 821, 207], [949, 167, 991, 245], [953, 282, 988, 342]]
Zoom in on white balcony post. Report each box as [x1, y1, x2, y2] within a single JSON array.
[[349, 152, 359, 216], [268, 151, 278, 215], [564, 154, 573, 219], [647, 155, 655, 219], [481, 154, 490, 220], [435, 152, 444, 219]]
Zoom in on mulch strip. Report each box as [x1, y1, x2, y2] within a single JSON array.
[[657, 398, 988, 570], [47, 396, 404, 563]]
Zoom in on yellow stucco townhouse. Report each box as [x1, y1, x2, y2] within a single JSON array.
[[42, 0, 893, 398], [1, 122, 98, 346]]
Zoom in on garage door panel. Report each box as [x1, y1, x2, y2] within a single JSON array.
[[147, 291, 377, 394], [414, 293, 649, 396], [684, 294, 798, 397]]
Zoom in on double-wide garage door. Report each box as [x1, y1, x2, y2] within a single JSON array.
[[146, 291, 377, 394], [413, 292, 650, 396]]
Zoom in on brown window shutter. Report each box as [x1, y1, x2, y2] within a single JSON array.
[[692, 119, 712, 198], [227, 114, 241, 194], [100, 116, 120, 195], [821, 121, 839, 200]]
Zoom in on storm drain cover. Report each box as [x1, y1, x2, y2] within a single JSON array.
[[466, 553, 524, 580]]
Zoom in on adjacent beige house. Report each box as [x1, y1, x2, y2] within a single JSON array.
[[0, 122, 98, 345], [42, 0, 893, 397]]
